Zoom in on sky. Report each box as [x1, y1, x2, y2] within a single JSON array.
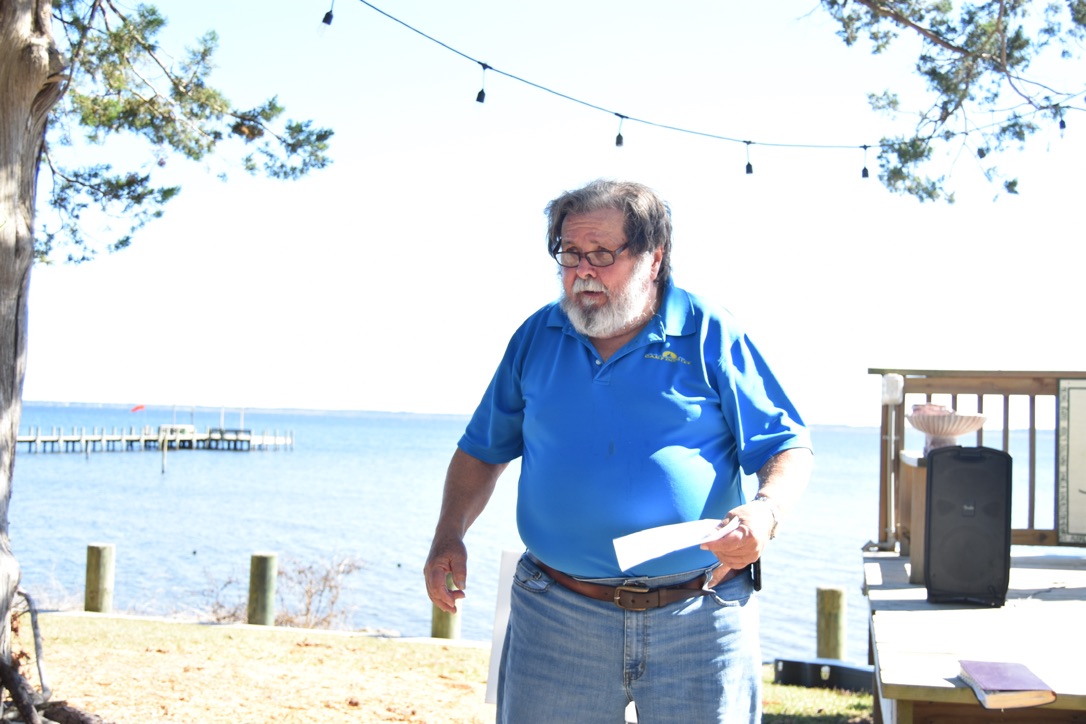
[[21, 0, 1085, 427]]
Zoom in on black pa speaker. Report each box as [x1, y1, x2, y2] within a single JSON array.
[[924, 446, 1012, 607]]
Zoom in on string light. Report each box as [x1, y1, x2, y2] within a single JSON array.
[[476, 63, 489, 103], [348, 0, 1084, 177], [322, 0, 334, 25]]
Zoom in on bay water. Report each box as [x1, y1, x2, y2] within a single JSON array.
[[12, 402, 1055, 666]]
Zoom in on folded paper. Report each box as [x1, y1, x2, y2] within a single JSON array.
[[613, 517, 739, 571]]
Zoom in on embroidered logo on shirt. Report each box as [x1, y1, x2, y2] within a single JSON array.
[[644, 351, 692, 365]]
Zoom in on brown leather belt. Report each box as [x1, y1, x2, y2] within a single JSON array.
[[535, 560, 740, 611]]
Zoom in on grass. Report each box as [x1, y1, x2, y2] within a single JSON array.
[[17, 611, 872, 723], [762, 671, 874, 723]]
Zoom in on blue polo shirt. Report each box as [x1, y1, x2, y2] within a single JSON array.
[[458, 282, 810, 578]]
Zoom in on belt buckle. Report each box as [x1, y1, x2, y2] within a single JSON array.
[[614, 584, 652, 611]]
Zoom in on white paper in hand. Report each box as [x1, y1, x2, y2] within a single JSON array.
[[613, 517, 740, 572]]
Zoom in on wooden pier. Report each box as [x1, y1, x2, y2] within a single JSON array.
[[16, 424, 294, 454]]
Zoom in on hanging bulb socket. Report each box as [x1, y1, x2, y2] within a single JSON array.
[[476, 63, 490, 104], [322, 10, 333, 25], [862, 167, 869, 179], [744, 141, 754, 174], [614, 114, 626, 148]]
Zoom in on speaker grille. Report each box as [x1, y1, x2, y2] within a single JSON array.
[[924, 446, 1012, 607]]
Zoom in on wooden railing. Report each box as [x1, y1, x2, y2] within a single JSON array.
[[868, 368, 1086, 550]]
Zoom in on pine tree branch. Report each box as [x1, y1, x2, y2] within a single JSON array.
[[853, 0, 1002, 65]]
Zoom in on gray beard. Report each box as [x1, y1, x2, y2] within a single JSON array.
[[560, 255, 656, 339]]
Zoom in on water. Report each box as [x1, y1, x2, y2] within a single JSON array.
[[11, 402, 1055, 665]]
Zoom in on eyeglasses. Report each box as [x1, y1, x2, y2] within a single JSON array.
[[553, 242, 630, 268]]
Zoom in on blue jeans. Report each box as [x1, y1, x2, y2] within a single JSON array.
[[497, 553, 761, 724]]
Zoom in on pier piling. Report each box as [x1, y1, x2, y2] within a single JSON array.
[[816, 586, 847, 660], [247, 552, 278, 626], [85, 543, 116, 613], [431, 573, 461, 639]]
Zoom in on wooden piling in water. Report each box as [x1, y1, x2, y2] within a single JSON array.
[[85, 543, 116, 613], [816, 586, 847, 660], [247, 552, 278, 626], [431, 573, 461, 639]]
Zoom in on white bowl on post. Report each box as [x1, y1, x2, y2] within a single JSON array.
[[906, 412, 987, 455]]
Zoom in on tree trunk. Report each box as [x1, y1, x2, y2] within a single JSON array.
[[0, 0, 68, 706]]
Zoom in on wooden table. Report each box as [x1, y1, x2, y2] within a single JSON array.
[[864, 552, 1086, 723]]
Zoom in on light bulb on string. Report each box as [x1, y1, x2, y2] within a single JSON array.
[[476, 63, 489, 104], [295, 2, 1086, 198]]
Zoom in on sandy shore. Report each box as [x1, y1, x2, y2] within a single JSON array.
[[21, 611, 493, 723]]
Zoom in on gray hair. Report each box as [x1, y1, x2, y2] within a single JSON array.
[[545, 179, 672, 288]]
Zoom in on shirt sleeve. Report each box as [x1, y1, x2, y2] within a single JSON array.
[[715, 326, 811, 476], [457, 324, 529, 465]]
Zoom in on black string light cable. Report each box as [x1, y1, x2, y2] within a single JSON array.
[[327, 0, 1082, 175]]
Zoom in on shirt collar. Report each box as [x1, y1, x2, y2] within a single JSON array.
[[656, 280, 695, 338]]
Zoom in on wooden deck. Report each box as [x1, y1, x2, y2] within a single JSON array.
[[16, 426, 294, 453], [865, 551, 1086, 722]]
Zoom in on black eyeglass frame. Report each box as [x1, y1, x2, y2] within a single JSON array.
[[552, 242, 631, 268]]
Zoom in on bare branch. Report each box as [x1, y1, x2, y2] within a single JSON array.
[[56, 0, 104, 98]]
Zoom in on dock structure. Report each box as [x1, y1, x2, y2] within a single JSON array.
[[16, 424, 294, 454]]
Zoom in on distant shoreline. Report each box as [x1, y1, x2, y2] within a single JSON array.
[[21, 400, 474, 423], [23, 400, 886, 429], [26, 401, 1054, 431]]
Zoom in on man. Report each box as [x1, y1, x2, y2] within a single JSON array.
[[424, 179, 812, 723]]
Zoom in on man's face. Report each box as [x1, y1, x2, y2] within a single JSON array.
[[558, 207, 661, 340]]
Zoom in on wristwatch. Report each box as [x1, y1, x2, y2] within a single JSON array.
[[752, 494, 780, 540]]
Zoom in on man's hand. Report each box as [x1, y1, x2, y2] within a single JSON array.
[[699, 500, 776, 569], [424, 535, 469, 614]]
